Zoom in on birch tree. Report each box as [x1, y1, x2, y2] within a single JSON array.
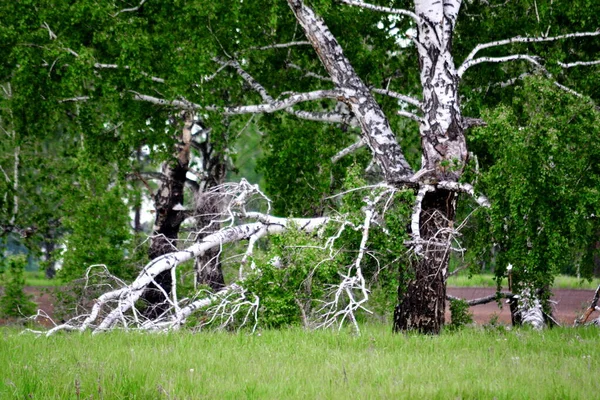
[[4, 0, 599, 333]]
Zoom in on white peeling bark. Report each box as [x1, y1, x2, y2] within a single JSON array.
[[70, 215, 330, 333], [415, 0, 468, 182], [287, 0, 413, 182]]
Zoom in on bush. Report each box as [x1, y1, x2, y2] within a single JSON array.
[[0, 255, 37, 318], [448, 298, 473, 330]]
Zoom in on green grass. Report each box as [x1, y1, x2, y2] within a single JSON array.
[[21, 271, 62, 287], [1, 326, 599, 399], [448, 273, 600, 290]]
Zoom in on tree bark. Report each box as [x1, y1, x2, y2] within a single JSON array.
[[193, 153, 227, 291], [143, 112, 192, 318], [392, 0, 468, 333], [394, 189, 457, 333], [288, 0, 470, 333]]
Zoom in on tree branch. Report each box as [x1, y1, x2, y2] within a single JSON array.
[[286, 62, 333, 82], [458, 54, 541, 77], [287, 0, 414, 181], [112, 0, 147, 17], [244, 41, 311, 51], [131, 89, 345, 114], [557, 60, 600, 68], [215, 58, 272, 102], [287, 109, 359, 126], [339, 0, 419, 23], [371, 88, 422, 108], [437, 181, 491, 208], [331, 138, 365, 163], [461, 30, 600, 68], [447, 292, 513, 306], [397, 110, 423, 123]]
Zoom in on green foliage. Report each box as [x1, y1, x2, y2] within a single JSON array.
[[0, 255, 36, 318], [244, 226, 340, 328], [59, 157, 139, 282], [448, 298, 474, 330], [257, 116, 364, 217], [470, 77, 600, 291]]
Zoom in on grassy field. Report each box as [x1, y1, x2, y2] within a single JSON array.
[[21, 270, 600, 290], [1, 325, 599, 399], [447, 273, 600, 290], [22, 271, 62, 287]]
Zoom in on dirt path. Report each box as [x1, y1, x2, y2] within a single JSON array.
[[446, 287, 597, 325]]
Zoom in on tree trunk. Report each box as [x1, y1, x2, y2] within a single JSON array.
[[190, 125, 228, 292], [143, 112, 192, 318], [194, 167, 227, 291], [194, 211, 225, 291], [394, 189, 457, 333], [394, 0, 466, 333]]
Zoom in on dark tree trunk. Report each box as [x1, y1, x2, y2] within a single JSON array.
[[43, 240, 56, 279], [394, 189, 457, 334], [143, 113, 192, 318], [194, 184, 226, 291], [193, 137, 227, 292]]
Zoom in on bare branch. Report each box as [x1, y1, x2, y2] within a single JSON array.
[[576, 284, 600, 326], [397, 110, 423, 123], [243, 41, 311, 52], [286, 62, 333, 82], [41, 22, 57, 40], [410, 184, 435, 256], [461, 30, 600, 69], [371, 88, 422, 108], [58, 96, 90, 103], [113, 0, 147, 17], [437, 181, 491, 208], [458, 54, 541, 77], [94, 63, 165, 83], [287, 109, 359, 126], [131, 89, 346, 115], [339, 0, 419, 23], [447, 292, 513, 306], [558, 60, 600, 68], [331, 138, 365, 163], [215, 58, 272, 102]]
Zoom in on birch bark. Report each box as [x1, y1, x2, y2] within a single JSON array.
[[394, 0, 467, 333]]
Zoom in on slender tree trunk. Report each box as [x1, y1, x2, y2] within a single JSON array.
[[43, 239, 56, 279], [144, 112, 192, 318]]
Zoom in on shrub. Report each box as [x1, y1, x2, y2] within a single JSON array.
[[0, 255, 37, 318], [448, 298, 473, 330]]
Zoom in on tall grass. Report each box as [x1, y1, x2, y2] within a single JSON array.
[[1, 326, 598, 399], [448, 273, 600, 290]]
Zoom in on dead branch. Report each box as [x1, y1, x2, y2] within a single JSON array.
[[575, 283, 600, 326]]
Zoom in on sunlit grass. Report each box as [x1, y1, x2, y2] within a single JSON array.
[[448, 273, 600, 290], [1, 325, 599, 399]]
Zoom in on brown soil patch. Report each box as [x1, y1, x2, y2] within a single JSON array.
[[446, 287, 597, 325]]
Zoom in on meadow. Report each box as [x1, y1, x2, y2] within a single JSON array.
[[1, 325, 598, 399], [23, 270, 600, 290], [447, 273, 600, 290]]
